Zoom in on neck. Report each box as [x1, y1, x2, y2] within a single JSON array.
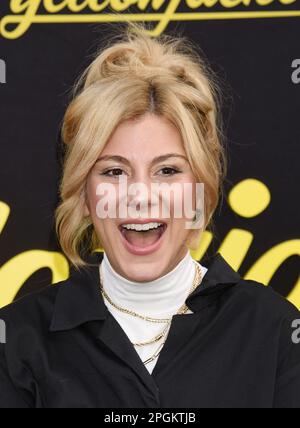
[[100, 251, 207, 317]]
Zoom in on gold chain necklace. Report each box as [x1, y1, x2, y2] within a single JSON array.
[[141, 263, 202, 364], [143, 339, 168, 366], [133, 263, 202, 348], [99, 261, 202, 323], [99, 261, 202, 350], [134, 321, 172, 347]]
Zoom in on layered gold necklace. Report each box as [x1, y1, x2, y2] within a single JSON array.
[[99, 261, 203, 365]]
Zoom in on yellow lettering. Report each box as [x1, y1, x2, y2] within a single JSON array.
[[190, 230, 213, 260], [0, 201, 69, 308], [186, 0, 218, 8], [256, 0, 275, 5], [111, 0, 137, 11], [0, 250, 69, 308], [191, 179, 300, 309], [228, 178, 271, 218], [221, 0, 248, 7], [69, 0, 98, 12], [145, 0, 181, 37], [1, 0, 300, 40], [0, 202, 10, 234], [10, 0, 38, 13], [218, 229, 254, 271], [44, 0, 69, 13], [1, 0, 40, 39], [245, 240, 300, 309], [137, 0, 166, 10], [89, 0, 111, 12]]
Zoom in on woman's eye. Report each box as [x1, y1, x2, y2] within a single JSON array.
[[100, 167, 180, 177], [101, 168, 126, 177], [158, 167, 180, 176]]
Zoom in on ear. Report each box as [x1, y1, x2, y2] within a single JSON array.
[[81, 184, 90, 217], [82, 191, 90, 217], [83, 201, 90, 217]]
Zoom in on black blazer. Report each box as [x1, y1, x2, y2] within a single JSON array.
[[0, 252, 299, 408]]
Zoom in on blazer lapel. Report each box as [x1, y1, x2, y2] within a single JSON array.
[[152, 252, 242, 378], [96, 312, 160, 401]]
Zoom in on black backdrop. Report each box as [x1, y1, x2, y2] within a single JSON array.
[[0, 2, 299, 310]]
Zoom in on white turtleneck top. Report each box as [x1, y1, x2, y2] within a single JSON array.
[[100, 251, 208, 374]]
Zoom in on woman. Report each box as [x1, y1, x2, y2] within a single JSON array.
[[0, 23, 299, 408]]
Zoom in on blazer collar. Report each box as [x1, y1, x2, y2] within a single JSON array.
[[49, 251, 241, 332]]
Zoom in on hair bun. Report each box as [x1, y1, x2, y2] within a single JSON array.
[[82, 28, 198, 90]]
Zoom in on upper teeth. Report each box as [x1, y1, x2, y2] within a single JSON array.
[[122, 222, 163, 231]]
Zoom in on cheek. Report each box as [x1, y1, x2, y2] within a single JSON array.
[[86, 178, 121, 227], [169, 179, 196, 219], [85, 177, 101, 219]]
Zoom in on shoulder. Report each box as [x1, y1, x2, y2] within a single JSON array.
[[0, 278, 69, 328], [233, 277, 300, 322], [203, 252, 299, 323]]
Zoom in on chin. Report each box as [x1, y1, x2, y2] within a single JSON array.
[[120, 260, 166, 283]]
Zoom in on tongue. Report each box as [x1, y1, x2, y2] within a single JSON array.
[[123, 229, 162, 248]]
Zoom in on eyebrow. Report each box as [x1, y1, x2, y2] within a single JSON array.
[[96, 153, 189, 166]]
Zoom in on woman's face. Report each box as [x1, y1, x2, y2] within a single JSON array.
[[85, 113, 199, 282]]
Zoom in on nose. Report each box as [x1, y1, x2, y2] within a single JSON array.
[[126, 171, 159, 218]]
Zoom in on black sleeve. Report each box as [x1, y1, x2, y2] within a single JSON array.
[[273, 316, 300, 408], [0, 343, 31, 408]]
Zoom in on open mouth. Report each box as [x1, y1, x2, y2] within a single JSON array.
[[118, 221, 167, 255]]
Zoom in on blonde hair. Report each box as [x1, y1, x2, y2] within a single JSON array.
[[55, 22, 227, 269]]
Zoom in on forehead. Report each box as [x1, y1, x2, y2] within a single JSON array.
[[101, 114, 185, 159]]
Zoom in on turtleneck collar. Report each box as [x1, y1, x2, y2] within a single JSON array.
[[100, 251, 208, 317]]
